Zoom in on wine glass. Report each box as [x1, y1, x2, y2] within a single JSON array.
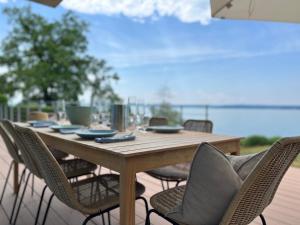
[[91, 106, 100, 129], [137, 99, 146, 129], [127, 97, 137, 131], [56, 100, 66, 122], [102, 100, 112, 127]]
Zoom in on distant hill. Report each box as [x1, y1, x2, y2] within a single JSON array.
[[151, 104, 300, 110]]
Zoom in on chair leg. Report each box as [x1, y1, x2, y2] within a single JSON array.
[[98, 166, 102, 175], [166, 181, 170, 190], [137, 196, 149, 217], [41, 193, 55, 225], [31, 175, 35, 196], [145, 209, 155, 225], [145, 208, 179, 225], [160, 180, 165, 190], [107, 211, 111, 225], [34, 185, 48, 225], [260, 214, 267, 225], [101, 213, 106, 225], [9, 168, 26, 224], [0, 160, 13, 204], [82, 212, 103, 225], [12, 172, 31, 225]]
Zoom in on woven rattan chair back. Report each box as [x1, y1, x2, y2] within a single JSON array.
[[28, 111, 49, 121], [14, 125, 79, 210], [0, 122, 22, 163], [220, 137, 300, 225], [183, 119, 213, 133], [3, 120, 44, 178], [149, 117, 168, 126]]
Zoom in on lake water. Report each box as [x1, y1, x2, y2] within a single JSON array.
[[180, 107, 300, 137]]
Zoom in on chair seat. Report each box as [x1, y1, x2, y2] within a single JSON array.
[[150, 185, 185, 216], [146, 165, 189, 181], [49, 148, 68, 160], [72, 174, 146, 214], [60, 159, 97, 179]]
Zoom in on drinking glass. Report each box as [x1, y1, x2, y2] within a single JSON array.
[[137, 99, 146, 129], [97, 100, 110, 127], [91, 106, 100, 129], [127, 97, 137, 131], [56, 100, 66, 122]]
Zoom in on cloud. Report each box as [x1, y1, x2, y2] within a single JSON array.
[[100, 42, 300, 69], [61, 0, 211, 24], [0, 0, 8, 3]]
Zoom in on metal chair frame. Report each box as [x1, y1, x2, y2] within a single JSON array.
[[145, 208, 266, 225]]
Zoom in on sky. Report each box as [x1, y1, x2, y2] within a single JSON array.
[[1, 0, 300, 105]]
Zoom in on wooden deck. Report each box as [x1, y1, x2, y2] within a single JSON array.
[[0, 137, 300, 225]]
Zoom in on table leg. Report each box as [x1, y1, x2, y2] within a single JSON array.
[[230, 140, 241, 156], [120, 162, 136, 225], [13, 161, 19, 194]]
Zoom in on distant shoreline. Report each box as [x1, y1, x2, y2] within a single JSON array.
[[151, 104, 300, 110]]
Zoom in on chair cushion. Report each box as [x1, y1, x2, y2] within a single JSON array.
[[146, 165, 189, 181], [227, 150, 267, 180], [166, 143, 242, 225]]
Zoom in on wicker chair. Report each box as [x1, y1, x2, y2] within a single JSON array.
[[149, 117, 168, 126], [146, 137, 300, 225], [26, 114, 68, 159], [0, 123, 25, 207], [183, 119, 213, 133], [28, 111, 49, 121], [146, 119, 213, 190], [14, 125, 148, 225], [2, 120, 98, 225]]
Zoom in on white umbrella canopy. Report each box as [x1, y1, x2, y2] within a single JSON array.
[[30, 0, 62, 7], [211, 0, 300, 23]]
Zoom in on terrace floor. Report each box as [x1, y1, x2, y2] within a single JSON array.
[[0, 137, 300, 225]]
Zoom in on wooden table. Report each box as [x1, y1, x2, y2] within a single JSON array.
[[14, 125, 240, 225]]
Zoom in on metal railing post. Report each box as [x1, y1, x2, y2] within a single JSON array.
[[9, 106, 14, 121], [205, 105, 209, 120], [4, 105, 8, 119], [17, 106, 21, 122], [0, 104, 3, 120], [26, 105, 30, 121], [180, 105, 183, 123]]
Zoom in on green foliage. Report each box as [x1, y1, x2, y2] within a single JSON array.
[[150, 102, 181, 125], [86, 58, 121, 106], [268, 136, 281, 144], [150, 85, 182, 125], [0, 6, 102, 103], [0, 94, 8, 104], [241, 135, 281, 147], [240, 144, 300, 168], [17, 102, 55, 113]]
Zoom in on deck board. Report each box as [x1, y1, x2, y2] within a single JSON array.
[[0, 137, 300, 225]]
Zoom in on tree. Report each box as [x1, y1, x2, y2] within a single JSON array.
[[0, 6, 91, 103], [86, 57, 121, 107], [150, 101, 182, 125], [150, 86, 182, 125]]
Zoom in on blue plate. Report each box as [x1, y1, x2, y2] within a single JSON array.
[[75, 129, 117, 139], [50, 125, 83, 132], [28, 120, 56, 126], [148, 125, 183, 133], [28, 120, 57, 128]]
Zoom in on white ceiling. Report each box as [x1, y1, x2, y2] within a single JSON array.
[[211, 0, 300, 24]]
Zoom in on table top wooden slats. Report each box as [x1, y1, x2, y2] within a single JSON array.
[[19, 125, 240, 157]]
